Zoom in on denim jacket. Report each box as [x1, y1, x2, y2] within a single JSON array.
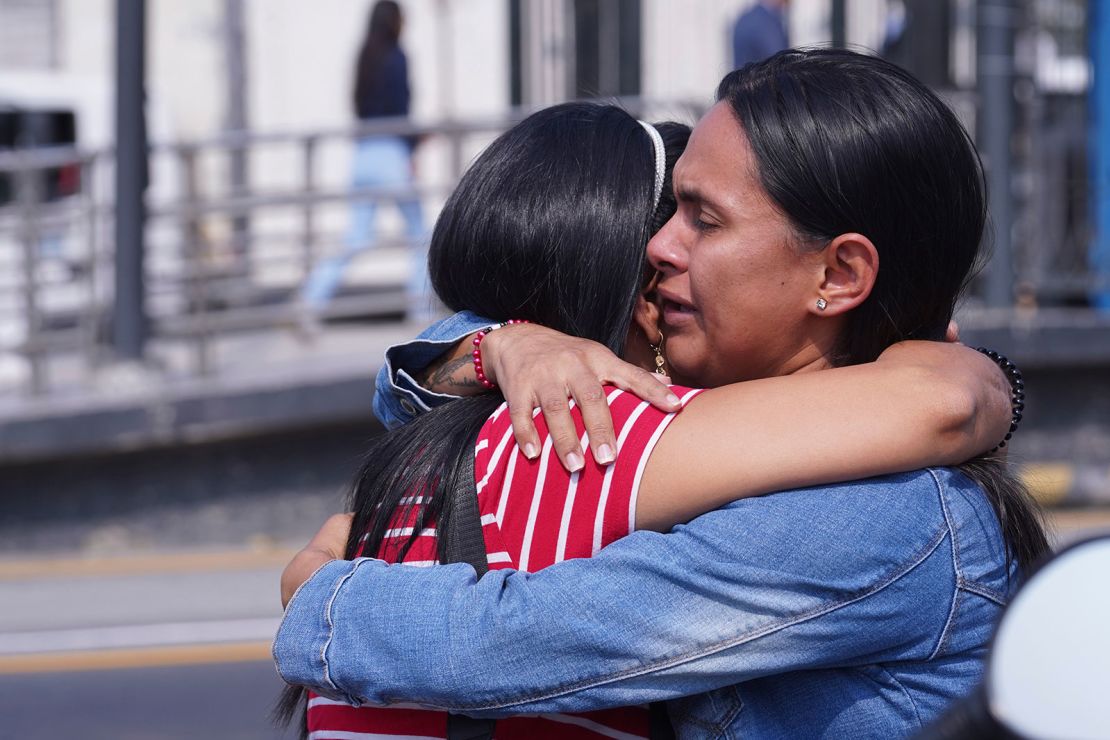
[[371, 311, 493, 428], [275, 467, 1015, 738]]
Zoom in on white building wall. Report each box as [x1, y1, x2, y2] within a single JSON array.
[[642, 0, 734, 110], [2, 0, 896, 196], [0, 0, 905, 301], [642, 0, 890, 114]]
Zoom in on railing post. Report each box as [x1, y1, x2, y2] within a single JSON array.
[[113, 0, 149, 359], [448, 128, 465, 185], [223, 0, 251, 261], [16, 163, 45, 395], [302, 135, 318, 280], [978, 0, 1018, 308], [830, 0, 847, 48], [1092, 0, 1110, 310], [179, 145, 211, 375], [82, 153, 101, 371]]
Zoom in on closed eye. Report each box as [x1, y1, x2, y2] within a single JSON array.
[[692, 214, 719, 233]]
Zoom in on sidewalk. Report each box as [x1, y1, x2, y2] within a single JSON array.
[[0, 319, 418, 463]]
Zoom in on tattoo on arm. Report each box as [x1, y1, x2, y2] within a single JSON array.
[[420, 354, 483, 394]]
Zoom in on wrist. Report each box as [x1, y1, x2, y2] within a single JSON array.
[[281, 549, 335, 608], [472, 320, 530, 389], [974, 347, 1024, 452]]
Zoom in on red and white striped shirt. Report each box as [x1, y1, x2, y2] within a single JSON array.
[[308, 385, 703, 740]]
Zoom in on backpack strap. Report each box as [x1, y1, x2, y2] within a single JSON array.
[[442, 450, 490, 577], [444, 450, 497, 740], [649, 701, 676, 739]]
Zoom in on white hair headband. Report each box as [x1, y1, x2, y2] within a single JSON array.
[[638, 120, 666, 210]]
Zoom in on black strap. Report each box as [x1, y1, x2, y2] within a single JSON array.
[[442, 453, 673, 740], [444, 452, 497, 740], [649, 701, 675, 739], [445, 715, 497, 740], [442, 451, 490, 578]]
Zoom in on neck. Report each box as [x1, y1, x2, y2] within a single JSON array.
[[768, 320, 844, 377], [770, 344, 835, 377]]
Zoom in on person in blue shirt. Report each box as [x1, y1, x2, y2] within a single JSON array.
[[732, 0, 790, 69], [300, 0, 429, 325], [275, 51, 1047, 738]]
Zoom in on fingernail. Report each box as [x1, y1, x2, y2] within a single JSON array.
[[566, 451, 585, 472], [523, 442, 538, 460], [596, 444, 615, 465], [666, 392, 681, 407]]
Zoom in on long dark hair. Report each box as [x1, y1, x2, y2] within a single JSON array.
[[274, 103, 690, 732], [353, 0, 403, 117], [716, 48, 1048, 573], [366, 105, 688, 563]]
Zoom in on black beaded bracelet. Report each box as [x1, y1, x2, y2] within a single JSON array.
[[976, 347, 1025, 452]]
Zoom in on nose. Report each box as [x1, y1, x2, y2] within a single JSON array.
[[647, 212, 688, 276]]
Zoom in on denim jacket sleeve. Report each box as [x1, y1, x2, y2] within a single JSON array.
[[372, 310, 495, 428], [274, 471, 998, 715]]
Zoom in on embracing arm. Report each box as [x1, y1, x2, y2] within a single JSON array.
[[274, 475, 959, 714], [430, 324, 1010, 482], [635, 340, 1011, 531], [379, 318, 682, 466]]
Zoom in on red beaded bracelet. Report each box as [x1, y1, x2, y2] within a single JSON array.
[[472, 320, 530, 389]]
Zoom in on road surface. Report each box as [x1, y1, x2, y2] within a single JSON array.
[[1, 508, 1107, 738]]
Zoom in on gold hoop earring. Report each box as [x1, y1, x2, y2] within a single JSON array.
[[648, 331, 667, 375]]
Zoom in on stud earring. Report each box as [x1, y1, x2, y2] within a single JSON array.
[[648, 331, 667, 375], [816, 298, 828, 311]]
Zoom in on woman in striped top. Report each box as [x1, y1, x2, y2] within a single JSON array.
[[278, 102, 1013, 740]]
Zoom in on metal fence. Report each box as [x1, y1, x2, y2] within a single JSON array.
[[0, 146, 102, 396], [0, 84, 1106, 401], [0, 100, 705, 399]]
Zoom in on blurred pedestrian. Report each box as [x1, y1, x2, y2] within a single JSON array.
[[731, 0, 790, 70], [300, 0, 430, 328]]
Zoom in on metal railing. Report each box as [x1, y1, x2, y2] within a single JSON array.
[[0, 99, 706, 399], [0, 147, 103, 396], [1, 91, 1106, 401]]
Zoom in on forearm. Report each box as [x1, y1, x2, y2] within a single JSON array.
[[414, 332, 483, 395], [874, 340, 1011, 457], [274, 551, 754, 714], [274, 489, 947, 714], [637, 343, 1007, 531]]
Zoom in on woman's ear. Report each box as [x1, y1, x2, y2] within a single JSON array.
[[633, 291, 662, 342], [622, 290, 662, 370], [813, 233, 879, 316]]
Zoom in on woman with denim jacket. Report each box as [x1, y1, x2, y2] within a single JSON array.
[[277, 51, 1047, 738]]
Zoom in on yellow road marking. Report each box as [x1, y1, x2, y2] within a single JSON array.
[[0, 640, 274, 674], [0, 547, 298, 581]]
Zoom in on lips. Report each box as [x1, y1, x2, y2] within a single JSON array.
[[657, 287, 698, 325], [663, 299, 696, 315]]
